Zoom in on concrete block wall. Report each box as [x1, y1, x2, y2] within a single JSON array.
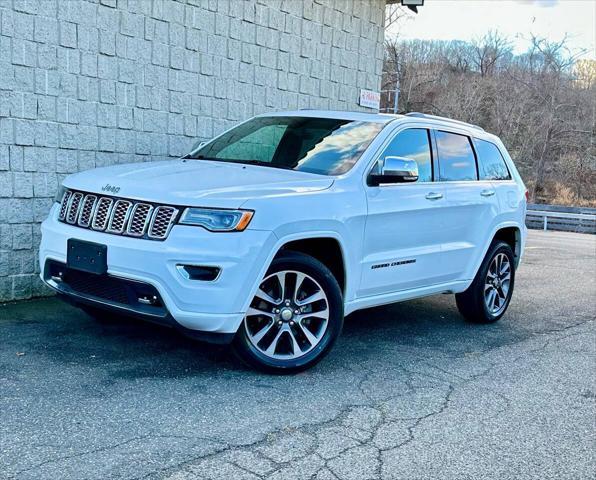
[[0, 0, 385, 301]]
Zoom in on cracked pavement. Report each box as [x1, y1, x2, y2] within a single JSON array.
[[1, 230, 595, 480]]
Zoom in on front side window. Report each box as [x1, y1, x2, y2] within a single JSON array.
[[191, 116, 385, 176], [381, 128, 433, 182], [436, 131, 478, 181], [474, 139, 511, 180]]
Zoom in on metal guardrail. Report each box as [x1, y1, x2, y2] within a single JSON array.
[[526, 205, 596, 234]]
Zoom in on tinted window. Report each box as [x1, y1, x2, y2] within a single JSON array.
[[474, 139, 511, 180], [436, 131, 477, 181], [382, 129, 433, 182], [214, 125, 287, 163], [192, 116, 384, 176]]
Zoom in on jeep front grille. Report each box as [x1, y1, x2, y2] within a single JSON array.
[[78, 194, 97, 227], [58, 189, 179, 241], [126, 203, 153, 237], [92, 197, 114, 231], [148, 206, 178, 239], [66, 192, 83, 224], [106, 199, 133, 233], [58, 190, 72, 221]]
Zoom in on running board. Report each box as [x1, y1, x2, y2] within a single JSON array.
[[344, 280, 470, 316]]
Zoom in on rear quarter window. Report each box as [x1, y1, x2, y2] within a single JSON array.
[[474, 139, 511, 180]]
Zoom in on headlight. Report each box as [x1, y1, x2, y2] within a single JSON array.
[[54, 184, 67, 203], [179, 208, 254, 232]]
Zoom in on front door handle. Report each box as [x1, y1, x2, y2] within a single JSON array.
[[480, 189, 496, 197], [425, 192, 443, 200]]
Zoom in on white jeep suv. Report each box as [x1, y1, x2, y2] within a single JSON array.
[[40, 110, 527, 372]]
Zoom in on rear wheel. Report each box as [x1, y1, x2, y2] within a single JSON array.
[[233, 251, 343, 373], [456, 241, 515, 323]]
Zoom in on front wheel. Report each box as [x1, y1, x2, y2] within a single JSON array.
[[456, 241, 516, 323], [233, 251, 344, 373]]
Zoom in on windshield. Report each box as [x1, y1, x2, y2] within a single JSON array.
[[189, 116, 385, 175]]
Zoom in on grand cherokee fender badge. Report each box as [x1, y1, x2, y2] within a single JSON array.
[[102, 184, 121, 194], [371, 259, 416, 270]]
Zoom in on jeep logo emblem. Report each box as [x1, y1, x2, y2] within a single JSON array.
[[102, 184, 120, 194]]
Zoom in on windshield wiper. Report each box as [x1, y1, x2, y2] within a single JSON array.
[[237, 160, 294, 170], [188, 156, 295, 171]]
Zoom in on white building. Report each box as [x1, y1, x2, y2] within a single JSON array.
[[0, 0, 388, 301]]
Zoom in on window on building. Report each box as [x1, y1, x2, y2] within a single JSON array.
[[381, 128, 433, 182], [474, 138, 511, 180], [436, 131, 477, 181]]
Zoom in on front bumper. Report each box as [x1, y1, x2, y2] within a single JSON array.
[[39, 204, 277, 335]]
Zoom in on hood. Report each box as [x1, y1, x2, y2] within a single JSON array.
[[63, 160, 334, 209]]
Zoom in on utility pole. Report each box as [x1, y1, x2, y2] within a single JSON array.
[[393, 49, 400, 114]]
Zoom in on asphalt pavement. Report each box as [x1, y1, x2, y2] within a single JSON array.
[[1, 230, 595, 480]]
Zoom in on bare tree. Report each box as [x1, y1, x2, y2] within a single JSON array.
[[385, 3, 409, 30], [380, 33, 596, 206], [471, 30, 512, 77]]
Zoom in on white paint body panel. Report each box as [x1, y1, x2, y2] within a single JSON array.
[[39, 110, 527, 335], [63, 159, 334, 209]]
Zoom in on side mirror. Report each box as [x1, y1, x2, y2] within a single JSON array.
[[369, 156, 419, 186]]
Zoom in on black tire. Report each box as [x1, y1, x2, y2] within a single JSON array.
[[456, 241, 516, 324], [232, 251, 344, 374]]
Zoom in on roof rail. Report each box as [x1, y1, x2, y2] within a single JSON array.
[[405, 112, 484, 131]]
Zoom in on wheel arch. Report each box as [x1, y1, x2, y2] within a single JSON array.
[[238, 229, 352, 322], [276, 236, 347, 296], [465, 222, 524, 288], [492, 225, 522, 268]]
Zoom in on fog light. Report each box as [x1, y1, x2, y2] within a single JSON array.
[[50, 271, 64, 282], [176, 265, 221, 281], [138, 294, 159, 306]]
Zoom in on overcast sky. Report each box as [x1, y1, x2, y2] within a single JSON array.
[[388, 0, 595, 59]]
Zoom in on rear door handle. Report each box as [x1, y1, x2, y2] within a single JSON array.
[[425, 192, 443, 200], [481, 189, 496, 197]]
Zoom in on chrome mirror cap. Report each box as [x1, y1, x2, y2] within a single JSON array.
[[369, 156, 419, 185]]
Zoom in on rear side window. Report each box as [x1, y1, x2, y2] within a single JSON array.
[[381, 128, 433, 182], [436, 131, 477, 181], [474, 139, 511, 180]]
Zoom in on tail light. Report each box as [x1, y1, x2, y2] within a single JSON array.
[[525, 189, 529, 202]]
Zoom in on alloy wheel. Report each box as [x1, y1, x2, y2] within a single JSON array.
[[244, 270, 330, 360], [484, 252, 511, 315]]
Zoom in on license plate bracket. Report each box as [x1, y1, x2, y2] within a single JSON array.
[[67, 239, 107, 275]]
